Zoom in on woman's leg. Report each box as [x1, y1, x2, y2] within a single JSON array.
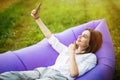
[[35, 74, 67, 80], [0, 70, 40, 80], [0, 67, 68, 80], [36, 68, 68, 80]]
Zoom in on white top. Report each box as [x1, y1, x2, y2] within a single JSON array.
[[48, 35, 97, 80]]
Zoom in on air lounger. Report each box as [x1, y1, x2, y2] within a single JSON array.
[[0, 19, 115, 80]]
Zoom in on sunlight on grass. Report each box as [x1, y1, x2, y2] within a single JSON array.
[[0, 0, 20, 13]]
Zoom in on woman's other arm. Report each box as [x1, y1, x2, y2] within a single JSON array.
[[69, 42, 79, 78], [31, 4, 52, 39]]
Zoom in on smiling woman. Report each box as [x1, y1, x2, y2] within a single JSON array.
[[75, 28, 102, 54], [75, 29, 91, 53]]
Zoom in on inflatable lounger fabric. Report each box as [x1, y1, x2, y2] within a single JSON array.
[[0, 19, 115, 80]]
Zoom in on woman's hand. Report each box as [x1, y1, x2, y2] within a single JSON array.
[[31, 3, 52, 39], [68, 42, 76, 53], [31, 3, 41, 19]]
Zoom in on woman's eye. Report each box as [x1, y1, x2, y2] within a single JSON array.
[[83, 35, 87, 38], [82, 35, 85, 37]]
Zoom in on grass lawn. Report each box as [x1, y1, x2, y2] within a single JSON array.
[[0, 0, 120, 79]]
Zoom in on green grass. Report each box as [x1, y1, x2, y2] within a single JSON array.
[[0, 0, 92, 52], [0, 0, 120, 79]]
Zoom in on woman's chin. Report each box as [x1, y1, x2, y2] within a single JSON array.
[[76, 42, 80, 46]]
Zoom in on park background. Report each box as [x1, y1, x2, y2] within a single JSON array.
[[0, 0, 120, 79]]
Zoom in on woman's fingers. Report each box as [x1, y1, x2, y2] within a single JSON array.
[[31, 10, 36, 14], [69, 43, 76, 50], [31, 9, 36, 17], [74, 41, 77, 47]]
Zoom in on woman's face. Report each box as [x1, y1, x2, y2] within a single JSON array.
[[76, 30, 91, 48]]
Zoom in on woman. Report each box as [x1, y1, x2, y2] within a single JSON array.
[[0, 4, 102, 80]]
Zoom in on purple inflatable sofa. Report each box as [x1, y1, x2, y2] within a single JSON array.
[[0, 19, 115, 80]]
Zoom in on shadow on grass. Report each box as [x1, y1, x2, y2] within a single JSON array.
[[113, 70, 120, 80]]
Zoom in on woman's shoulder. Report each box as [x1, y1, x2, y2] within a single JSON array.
[[87, 53, 97, 63], [87, 53, 96, 58], [81, 53, 97, 60]]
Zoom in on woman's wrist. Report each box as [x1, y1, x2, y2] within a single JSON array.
[[70, 51, 75, 58], [71, 50, 75, 54], [34, 16, 39, 20]]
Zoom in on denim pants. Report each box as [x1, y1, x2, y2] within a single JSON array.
[[0, 67, 68, 80]]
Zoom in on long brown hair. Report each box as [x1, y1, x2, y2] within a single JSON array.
[[85, 28, 103, 53]]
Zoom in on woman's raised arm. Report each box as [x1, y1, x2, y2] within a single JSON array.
[[31, 3, 52, 39]]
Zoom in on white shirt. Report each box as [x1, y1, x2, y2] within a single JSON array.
[[48, 35, 97, 80]]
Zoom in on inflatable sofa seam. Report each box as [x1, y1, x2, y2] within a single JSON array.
[[71, 29, 77, 39], [100, 63, 115, 72], [13, 51, 27, 70], [93, 20, 100, 29]]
